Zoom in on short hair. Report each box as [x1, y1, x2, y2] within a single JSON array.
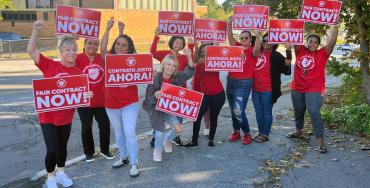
[[57, 35, 77, 52], [168, 36, 185, 50], [307, 34, 321, 45], [109, 34, 137, 54], [157, 54, 179, 74]]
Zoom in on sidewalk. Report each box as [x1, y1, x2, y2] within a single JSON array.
[[4, 90, 369, 188]]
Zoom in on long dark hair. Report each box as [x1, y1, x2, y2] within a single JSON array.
[[109, 34, 137, 54], [196, 43, 214, 62], [262, 34, 278, 51]]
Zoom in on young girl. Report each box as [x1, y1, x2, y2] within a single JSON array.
[[100, 18, 140, 177], [143, 51, 194, 161], [27, 20, 92, 188], [76, 38, 113, 162]]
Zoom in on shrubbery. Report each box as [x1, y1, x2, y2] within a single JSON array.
[[322, 58, 370, 137]]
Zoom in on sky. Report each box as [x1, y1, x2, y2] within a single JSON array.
[[217, 0, 226, 4]]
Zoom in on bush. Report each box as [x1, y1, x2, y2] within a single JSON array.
[[322, 58, 370, 137]]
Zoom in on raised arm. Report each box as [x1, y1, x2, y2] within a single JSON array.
[[325, 25, 339, 54], [150, 28, 161, 59], [118, 21, 125, 36], [285, 43, 293, 65], [183, 48, 194, 68], [227, 17, 237, 46], [100, 18, 114, 57], [27, 21, 43, 64], [253, 30, 262, 57]]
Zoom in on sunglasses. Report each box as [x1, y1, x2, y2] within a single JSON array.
[[240, 36, 250, 40]]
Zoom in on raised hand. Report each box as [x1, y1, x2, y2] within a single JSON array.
[[154, 27, 159, 36], [154, 91, 162, 99], [33, 20, 44, 30], [118, 21, 125, 31], [106, 17, 114, 31], [183, 48, 192, 58]]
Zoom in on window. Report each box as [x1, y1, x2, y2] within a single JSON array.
[[1, 11, 37, 22], [43, 12, 48, 20]]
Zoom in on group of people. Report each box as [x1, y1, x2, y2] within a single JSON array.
[[27, 15, 338, 187]]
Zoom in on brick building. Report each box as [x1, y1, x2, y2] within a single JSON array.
[[0, 0, 207, 52]]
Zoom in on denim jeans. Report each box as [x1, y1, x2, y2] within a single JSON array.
[[106, 102, 139, 165], [291, 90, 324, 138], [226, 77, 252, 134], [154, 114, 179, 150], [252, 91, 273, 136]]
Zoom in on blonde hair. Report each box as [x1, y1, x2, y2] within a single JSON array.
[[57, 35, 77, 53], [157, 54, 179, 75]]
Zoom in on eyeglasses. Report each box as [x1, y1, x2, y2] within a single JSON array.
[[240, 36, 250, 40]]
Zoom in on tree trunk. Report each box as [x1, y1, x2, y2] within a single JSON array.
[[354, 3, 370, 104]]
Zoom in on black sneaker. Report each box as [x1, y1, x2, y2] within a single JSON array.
[[171, 136, 183, 146], [208, 141, 215, 148], [100, 152, 115, 160], [150, 137, 155, 148], [85, 154, 95, 163], [182, 142, 198, 148]]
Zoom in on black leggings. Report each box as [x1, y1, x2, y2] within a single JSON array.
[[77, 107, 110, 155], [41, 123, 71, 173], [192, 90, 226, 143]]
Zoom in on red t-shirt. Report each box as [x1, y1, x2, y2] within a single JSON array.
[[35, 54, 82, 126], [253, 51, 272, 92], [104, 53, 139, 109], [162, 77, 172, 83], [228, 42, 257, 79], [76, 53, 105, 107], [290, 46, 330, 93], [150, 36, 194, 72], [194, 62, 223, 95]]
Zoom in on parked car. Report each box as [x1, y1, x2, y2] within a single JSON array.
[[0, 32, 25, 41]]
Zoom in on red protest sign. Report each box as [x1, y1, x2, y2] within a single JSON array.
[[156, 83, 204, 121], [105, 54, 153, 87], [32, 75, 90, 113], [194, 19, 227, 43], [205, 46, 244, 72], [56, 6, 101, 39], [300, 0, 342, 25], [158, 11, 194, 36], [268, 19, 305, 45], [232, 5, 269, 31]]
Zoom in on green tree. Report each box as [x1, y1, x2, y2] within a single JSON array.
[[221, 0, 370, 104], [0, 0, 14, 21], [197, 0, 229, 20]]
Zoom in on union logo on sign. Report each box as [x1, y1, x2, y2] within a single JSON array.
[[248, 7, 255, 12], [57, 79, 66, 88], [221, 48, 229, 56], [319, 1, 326, 7], [126, 57, 136, 67], [179, 90, 186, 97], [285, 22, 291, 27], [209, 21, 216, 29], [76, 10, 83, 17], [173, 13, 180, 19]]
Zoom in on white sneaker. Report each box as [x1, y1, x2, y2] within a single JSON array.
[[129, 165, 140, 177], [45, 176, 58, 188], [204, 128, 210, 136], [56, 171, 73, 187], [163, 141, 173, 153], [153, 149, 162, 162]]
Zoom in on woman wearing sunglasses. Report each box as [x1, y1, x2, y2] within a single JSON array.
[[226, 18, 262, 145]]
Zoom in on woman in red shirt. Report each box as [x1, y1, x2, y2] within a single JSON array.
[[183, 43, 226, 148], [288, 25, 339, 153], [226, 18, 262, 145], [75, 38, 113, 162], [27, 21, 92, 188], [252, 34, 292, 143], [100, 18, 140, 177]]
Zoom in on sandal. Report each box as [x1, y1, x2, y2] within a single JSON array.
[[317, 145, 328, 153], [253, 134, 269, 143], [286, 131, 305, 138]]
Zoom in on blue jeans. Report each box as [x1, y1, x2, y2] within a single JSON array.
[[291, 90, 324, 138], [106, 102, 139, 165], [226, 77, 252, 134], [252, 91, 273, 136], [154, 114, 179, 150]]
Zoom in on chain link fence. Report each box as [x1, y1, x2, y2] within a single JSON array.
[[0, 38, 58, 58]]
